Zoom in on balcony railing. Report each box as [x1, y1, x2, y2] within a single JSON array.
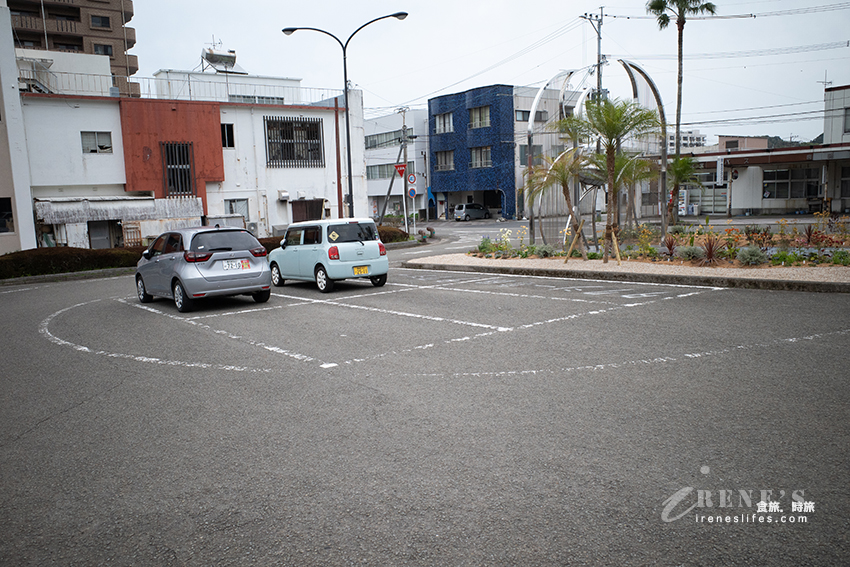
[[17, 69, 345, 106]]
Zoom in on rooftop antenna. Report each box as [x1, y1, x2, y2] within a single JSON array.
[[816, 71, 832, 89]]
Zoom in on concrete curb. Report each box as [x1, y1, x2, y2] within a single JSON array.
[[0, 267, 137, 286], [0, 239, 437, 287], [402, 260, 850, 293]]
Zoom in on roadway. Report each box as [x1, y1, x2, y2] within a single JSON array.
[[0, 229, 847, 565]]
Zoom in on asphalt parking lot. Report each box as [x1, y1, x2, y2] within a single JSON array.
[[1, 266, 848, 565]]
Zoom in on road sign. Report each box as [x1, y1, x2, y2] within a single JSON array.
[[408, 173, 416, 185], [407, 187, 416, 199], [394, 164, 406, 177]]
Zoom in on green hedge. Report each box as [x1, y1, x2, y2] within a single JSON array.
[[0, 246, 145, 280]]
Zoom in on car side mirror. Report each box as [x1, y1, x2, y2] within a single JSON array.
[[280, 239, 286, 249], [142, 249, 152, 260]]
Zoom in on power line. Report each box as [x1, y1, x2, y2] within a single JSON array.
[[615, 41, 850, 60]]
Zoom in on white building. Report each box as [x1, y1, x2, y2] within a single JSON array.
[[667, 130, 706, 153], [0, 7, 367, 253], [364, 108, 429, 221]]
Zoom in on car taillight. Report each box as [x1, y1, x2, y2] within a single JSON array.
[[184, 251, 212, 263], [250, 246, 268, 258], [379, 242, 387, 256], [328, 246, 340, 260]]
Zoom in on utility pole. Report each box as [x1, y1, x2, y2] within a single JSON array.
[[377, 107, 412, 234], [400, 107, 410, 235], [581, 8, 606, 251], [581, 8, 606, 103]]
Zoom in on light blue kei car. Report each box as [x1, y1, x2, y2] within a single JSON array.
[[268, 218, 389, 293]]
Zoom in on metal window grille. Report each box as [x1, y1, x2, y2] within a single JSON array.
[[161, 142, 195, 196], [265, 116, 325, 168]]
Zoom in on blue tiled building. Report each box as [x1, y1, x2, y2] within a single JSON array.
[[428, 85, 517, 219]]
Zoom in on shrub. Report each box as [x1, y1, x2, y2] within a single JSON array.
[[831, 249, 850, 266], [662, 234, 678, 256], [536, 244, 555, 258], [377, 225, 410, 243], [669, 225, 686, 235], [737, 246, 768, 266], [699, 234, 725, 267], [677, 246, 705, 261], [0, 246, 144, 280], [478, 237, 497, 254], [587, 252, 602, 259]]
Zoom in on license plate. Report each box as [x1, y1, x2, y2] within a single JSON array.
[[222, 259, 250, 271], [353, 265, 368, 275]]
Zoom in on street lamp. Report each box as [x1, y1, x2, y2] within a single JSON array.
[[283, 12, 408, 218]]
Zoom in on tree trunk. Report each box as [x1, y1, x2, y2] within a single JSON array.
[[561, 184, 587, 261]]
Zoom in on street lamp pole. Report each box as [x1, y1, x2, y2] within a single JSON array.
[[283, 12, 408, 218]]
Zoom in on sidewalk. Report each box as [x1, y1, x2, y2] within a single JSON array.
[[403, 253, 850, 293]]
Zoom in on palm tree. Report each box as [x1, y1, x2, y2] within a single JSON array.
[[559, 98, 659, 262], [584, 152, 655, 234], [523, 149, 589, 260], [666, 155, 703, 224], [646, 0, 717, 159]]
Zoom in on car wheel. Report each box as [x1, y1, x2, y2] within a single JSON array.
[[464, 214, 470, 221], [270, 263, 284, 287], [136, 276, 153, 303], [253, 289, 271, 303], [484, 212, 490, 219], [370, 274, 387, 287], [315, 266, 334, 293], [172, 280, 194, 313]]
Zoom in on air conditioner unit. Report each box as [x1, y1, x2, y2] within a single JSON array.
[[278, 191, 290, 202], [246, 222, 259, 235]]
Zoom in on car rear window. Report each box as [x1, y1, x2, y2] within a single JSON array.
[[191, 230, 261, 252], [327, 222, 378, 243]]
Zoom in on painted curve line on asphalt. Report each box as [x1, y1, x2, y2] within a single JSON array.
[[397, 328, 850, 379], [39, 299, 337, 372], [335, 287, 719, 366]]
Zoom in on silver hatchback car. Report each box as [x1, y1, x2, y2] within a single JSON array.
[[267, 218, 388, 293], [135, 226, 272, 312]]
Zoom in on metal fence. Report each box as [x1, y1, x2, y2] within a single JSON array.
[[18, 70, 345, 106]]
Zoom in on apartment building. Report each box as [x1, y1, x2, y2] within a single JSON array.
[[9, 0, 137, 94]]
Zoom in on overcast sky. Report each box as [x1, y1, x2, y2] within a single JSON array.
[[131, 0, 850, 144]]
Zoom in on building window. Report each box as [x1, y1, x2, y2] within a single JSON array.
[[435, 151, 454, 171], [841, 166, 850, 198], [55, 42, 82, 52], [81, 131, 112, 154], [0, 197, 13, 233], [264, 116, 325, 168], [91, 15, 110, 28], [435, 113, 453, 134], [470, 146, 492, 168], [366, 161, 413, 180], [725, 140, 739, 150], [161, 142, 195, 196], [93, 44, 113, 57], [762, 169, 791, 199], [789, 168, 820, 199], [365, 129, 402, 149], [519, 145, 543, 166], [221, 124, 235, 148], [515, 110, 548, 122], [225, 199, 249, 220], [470, 106, 490, 129], [844, 109, 850, 133]]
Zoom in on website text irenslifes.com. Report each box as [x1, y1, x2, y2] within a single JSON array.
[[695, 514, 809, 524]]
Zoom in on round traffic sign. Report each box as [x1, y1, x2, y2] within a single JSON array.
[[407, 187, 416, 199], [408, 173, 416, 184]]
